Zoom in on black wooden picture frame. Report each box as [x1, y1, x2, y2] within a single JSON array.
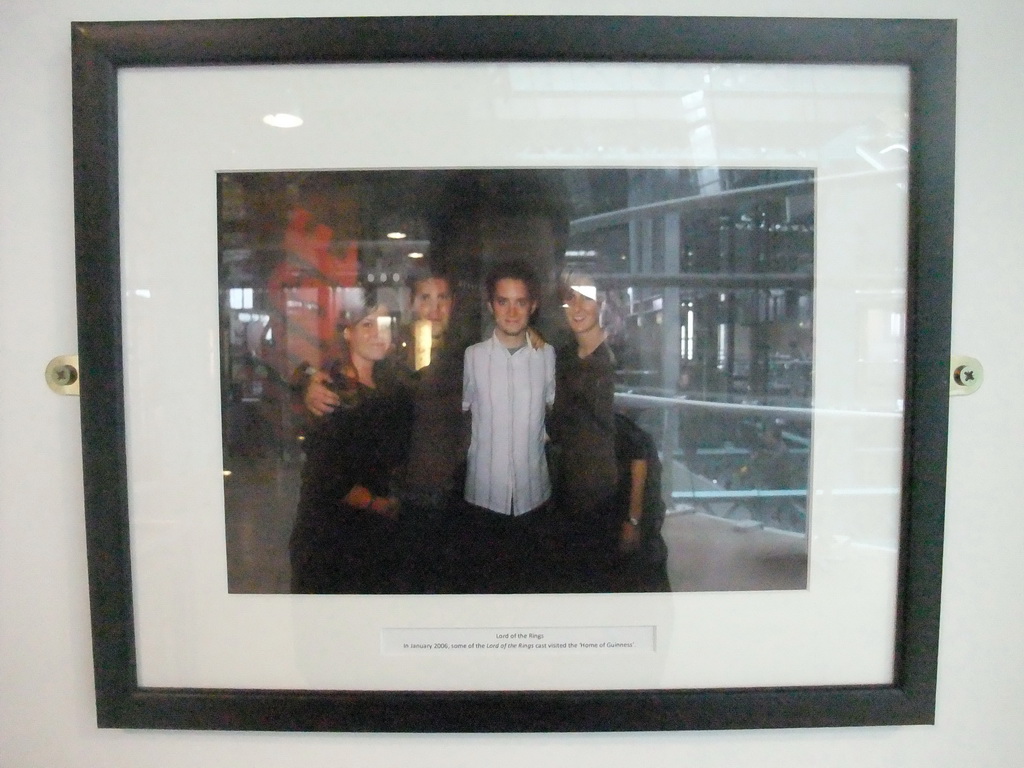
[[71, 15, 955, 732]]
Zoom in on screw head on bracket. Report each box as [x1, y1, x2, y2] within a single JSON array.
[[45, 355, 80, 396], [950, 355, 983, 396]]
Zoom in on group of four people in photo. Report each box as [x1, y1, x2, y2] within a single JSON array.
[[288, 259, 669, 595]]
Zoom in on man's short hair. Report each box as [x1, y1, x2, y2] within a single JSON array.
[[484, 260, 541, 304], [406, 264, 452, 295]]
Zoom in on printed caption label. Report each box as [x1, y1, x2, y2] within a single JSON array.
[[383, 626, 654, 654]]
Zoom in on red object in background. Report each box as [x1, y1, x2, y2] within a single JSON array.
[[263, 207, 360, 380]]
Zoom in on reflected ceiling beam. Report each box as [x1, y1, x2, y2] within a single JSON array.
[[589, 272, 813, 289], [569, 166, 903, 235], [613, 392, 901, 421], [570, 177, 814, 234]]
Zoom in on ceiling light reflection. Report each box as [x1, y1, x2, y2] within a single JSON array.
[[262, 113, 303, 128]]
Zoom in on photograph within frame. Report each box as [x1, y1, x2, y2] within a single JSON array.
[[219, 167, 815, 597], [72, 15, 954, 731]]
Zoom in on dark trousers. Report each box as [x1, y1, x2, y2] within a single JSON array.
[[455, 502, 551, 594], [399, 502, 460, 594], [541, 491, 621, 593]]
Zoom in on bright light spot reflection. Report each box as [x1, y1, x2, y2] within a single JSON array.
[[262, 113, 303, 128], [570, 285, 598, 301]]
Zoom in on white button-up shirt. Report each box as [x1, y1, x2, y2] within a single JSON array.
[[462, 331, 556, 515]]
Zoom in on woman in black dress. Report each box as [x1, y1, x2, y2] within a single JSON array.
[[290, 291, 413, 594]]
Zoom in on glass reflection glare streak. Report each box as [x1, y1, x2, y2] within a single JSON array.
[[262, 113, 303, 128]]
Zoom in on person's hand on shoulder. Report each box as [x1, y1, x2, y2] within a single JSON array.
[[528, 326, 546, 350], [304, 370, 341, 417]]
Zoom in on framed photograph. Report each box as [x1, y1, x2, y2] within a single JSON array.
[[72, 16, 955, 731]]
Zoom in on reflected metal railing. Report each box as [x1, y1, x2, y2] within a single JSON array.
[[613, 389, 902, 534]]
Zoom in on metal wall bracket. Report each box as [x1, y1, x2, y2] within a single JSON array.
[[950, 355, 983, 397], [45, 355, 80, 396]]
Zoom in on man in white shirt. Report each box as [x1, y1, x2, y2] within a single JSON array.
[[461, 260, 556, 592]]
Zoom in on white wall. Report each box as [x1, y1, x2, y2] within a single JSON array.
[[1, 1, 1021, 766]]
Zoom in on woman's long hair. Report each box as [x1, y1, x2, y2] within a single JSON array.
[[329, 287, 405, 403]]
